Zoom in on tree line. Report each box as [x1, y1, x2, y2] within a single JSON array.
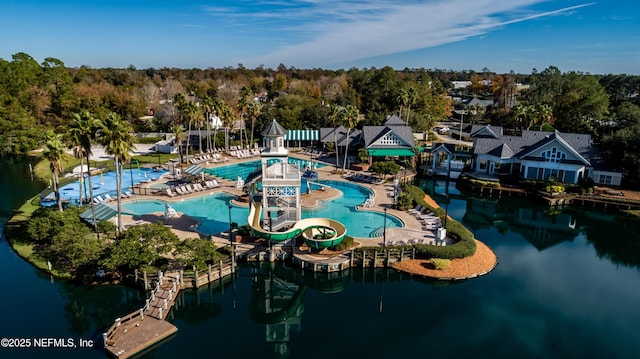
[[2, 52, 640, 184]]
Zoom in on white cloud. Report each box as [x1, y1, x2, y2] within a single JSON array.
[[226, 0, 596, 68]]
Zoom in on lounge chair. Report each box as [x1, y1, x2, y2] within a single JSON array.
[[423, 224, 441, 231], [125, 191, 134, 197], [103, 194, 114, 202], [174, 187, 186, 195], [165, 188, 176, 197], [408, 204, 424, 215], [207, 180, 216, 188]]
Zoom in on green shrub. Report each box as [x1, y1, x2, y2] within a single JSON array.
[[397, 192, 412, 209], [468, 178, 500, 188], [403, 184, 477, 259], [430, 258, 451, 270], [545, 185, 565, 193], [334, 236, 354, 251], [136, 136, 163, 144]]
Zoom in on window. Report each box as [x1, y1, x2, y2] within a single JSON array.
[[378, 132, 403, 145], [598, 175, 612, 184], [541, 147, 566, 163], [479, 160, 487, 170]]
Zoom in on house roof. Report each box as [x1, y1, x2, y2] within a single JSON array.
[[319, 126, 360, 147], [382, 114, 406, 126], [320, 114, 415, 151], [361, 125, 415, 149], [518, 130, 591, 165], [470, 125, 503, 138], [473, 127, 592, 165], [487, 143, 514, 158], [430, 142, 457, 154], [467, 97, 495, 107]]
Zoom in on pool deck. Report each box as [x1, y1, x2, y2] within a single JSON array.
[[113, 151, 444, 252]]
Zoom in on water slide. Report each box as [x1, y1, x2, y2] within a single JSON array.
[[247, 201, 347, 249]]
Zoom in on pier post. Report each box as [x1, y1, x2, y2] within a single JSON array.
[[374, 250, 378, 268], [350, 251, 354, 267], [386, 250, 390, 267], [159, 308, 163, 319], [412, 247, 416, 259], [140, 308, 144, 320], [208, 264, 212, 282], [194, 268, 198, 287], [179, 269, 184, 287], [102, 333, 107, 348], [143, 271, 148, 290], [362, 250, 366, 268], [219, 260, 224, 279]]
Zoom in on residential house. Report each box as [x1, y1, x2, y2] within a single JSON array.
[[470, 125, 623, 186]]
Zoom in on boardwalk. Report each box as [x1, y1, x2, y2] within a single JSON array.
[[104, 272, 181, 359]]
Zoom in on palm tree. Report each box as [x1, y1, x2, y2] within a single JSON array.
[[97, 112, 135, 233], [327, 104, 342, 170], [183, 102, 200, 156], [538, 104, 553, 130], [201, 95, 214, 152], [212, 98, 227, 151], [173, 94, 188, 160], [405, 87, 417, 126], [247, 100, 262, 148], [215, 99, 234, 152], [397, 88, 408, 117], [67, 110, 101, 236], [43, 130, 66, 212], [341, 105, 360, 172], [170, 124, 185, 166], [190, 102, 204, 154], [238, 86, 252, 148]]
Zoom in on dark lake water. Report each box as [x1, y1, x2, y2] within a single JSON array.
[[1, 161, 639, 359]]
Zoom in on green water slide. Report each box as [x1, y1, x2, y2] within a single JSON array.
[[248, 201, 347, 248]]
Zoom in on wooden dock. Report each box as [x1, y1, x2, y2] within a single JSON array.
[[104, 272, 181, 359]]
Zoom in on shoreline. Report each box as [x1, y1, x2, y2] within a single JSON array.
[[391, 239, 498, 280]]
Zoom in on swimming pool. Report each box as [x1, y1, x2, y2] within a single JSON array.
[[46, 168, 168, 206], [122, 180, 402, 238], [207, 158, 326, 180]]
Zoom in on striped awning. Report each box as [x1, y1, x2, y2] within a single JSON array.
[[284, 130, 319, 141], [80, 203, 117, 225], [184, 165, 206, 175]]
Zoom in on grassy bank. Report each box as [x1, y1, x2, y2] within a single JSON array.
[[5, 194, 73, 278]]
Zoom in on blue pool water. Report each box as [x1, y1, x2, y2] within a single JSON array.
[[207, 159, 326, 180], [46, 168, 167, 206], [122, 180, 402, 238]]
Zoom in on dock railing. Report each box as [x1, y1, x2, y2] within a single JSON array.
[[104, 271, 181, 348]]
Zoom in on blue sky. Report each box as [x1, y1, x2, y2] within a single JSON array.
[[1, 0, 638, 74]]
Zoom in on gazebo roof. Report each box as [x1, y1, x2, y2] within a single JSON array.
[[262, 119, 287, 137]]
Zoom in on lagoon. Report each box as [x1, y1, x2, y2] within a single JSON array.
[[1, 161, 640, 358]]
